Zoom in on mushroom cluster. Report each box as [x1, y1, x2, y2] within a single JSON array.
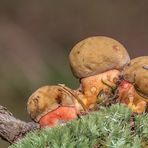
[[27, 36, 148, 128]]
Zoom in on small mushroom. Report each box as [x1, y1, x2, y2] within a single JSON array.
[[27, 85, 87, 127], [118, 56, 148, 113], [123, 56, 148, 98], [69, 36, 130, 107]]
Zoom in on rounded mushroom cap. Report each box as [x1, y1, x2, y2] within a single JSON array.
[[123, 56, 148, 97], [69, 36, 130, 78], [27, 85, 75, 122]]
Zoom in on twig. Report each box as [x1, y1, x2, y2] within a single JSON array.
[[58, 84, 89, 114], [0, 105, 39, 144]]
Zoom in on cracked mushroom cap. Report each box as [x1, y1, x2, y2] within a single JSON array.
[[123, 56, 148, 98], [27, 85, 76, 122], [69, 36, 130, 78]]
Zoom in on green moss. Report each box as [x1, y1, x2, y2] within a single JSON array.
[[10, 104, 148, 148]]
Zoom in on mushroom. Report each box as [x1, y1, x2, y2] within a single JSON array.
[[69, 36, 130, 108], [123, 56, 148, 98], [27, 85, 87, 127], [118, 56, 148, 113]]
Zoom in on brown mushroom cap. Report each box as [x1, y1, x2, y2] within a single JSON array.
[[27, 85, 76, 122], [123, 56, 148, 97], [69, 36, 130, 78]]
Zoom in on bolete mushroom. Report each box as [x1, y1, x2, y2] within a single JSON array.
[[69, 36, 130, 108], [27, 85, 87, 127], [118, 56, 148, 113]]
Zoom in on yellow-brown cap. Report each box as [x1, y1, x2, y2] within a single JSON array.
[[69, 36, 130, 78], [123, 56, 148, 99], [27, 85, 76, 122]]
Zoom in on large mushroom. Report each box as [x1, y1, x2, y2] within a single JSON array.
[[69, 36, 130, 108], [27, 85, 87, 127], [118, 56, 148, 113]]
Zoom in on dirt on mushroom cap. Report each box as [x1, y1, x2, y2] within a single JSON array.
[[123, 56, 148, 97], [69, 36, 130, 78]]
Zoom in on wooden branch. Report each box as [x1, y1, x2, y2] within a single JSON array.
[[0, 105, 39, 144]]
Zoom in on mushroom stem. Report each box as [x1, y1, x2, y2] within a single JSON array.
[[118, 80, 147, 113], [78, 69, 120, 108]]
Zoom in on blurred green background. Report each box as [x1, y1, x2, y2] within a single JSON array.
[[0, 0, 148, 147]]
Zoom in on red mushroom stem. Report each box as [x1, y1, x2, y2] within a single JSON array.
[[117, 80, 147, 113], [77, 69, 120, 108]]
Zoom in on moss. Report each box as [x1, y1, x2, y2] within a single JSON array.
[[10, 104, 148, 148]]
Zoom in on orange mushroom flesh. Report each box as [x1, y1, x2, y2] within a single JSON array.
[[77, 73, 147, 113], [39, 106, 78, 127], [118, 80, 147, 113], [79, 69, 120, 108]]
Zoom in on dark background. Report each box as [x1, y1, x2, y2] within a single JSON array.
[[0, 0, 148, 147]]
